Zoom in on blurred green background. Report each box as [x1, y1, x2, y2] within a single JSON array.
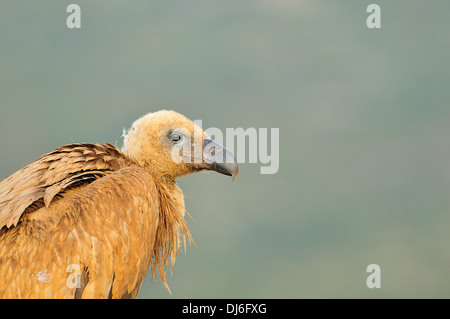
[[1, 1, 449, 298]]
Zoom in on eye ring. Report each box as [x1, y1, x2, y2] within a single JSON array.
[[169, 132, 182, 143]]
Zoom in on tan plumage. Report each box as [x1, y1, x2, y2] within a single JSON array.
[[0, 110, 238, 298]]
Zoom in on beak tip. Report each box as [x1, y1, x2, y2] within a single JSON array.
[[232, 167, 239, 182]]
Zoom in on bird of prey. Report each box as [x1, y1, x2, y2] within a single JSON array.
[[0, 110, 238, 298]]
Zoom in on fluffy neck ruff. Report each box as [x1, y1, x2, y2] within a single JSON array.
[[151, 179, 193, 292]]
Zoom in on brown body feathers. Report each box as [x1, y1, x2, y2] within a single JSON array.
[[0, 143, 188, 298]]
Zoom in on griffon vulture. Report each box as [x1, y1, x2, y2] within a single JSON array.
[[0, 110, 238, 298]]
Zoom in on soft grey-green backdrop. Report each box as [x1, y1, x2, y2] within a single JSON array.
[[1, 1, 449, 298]]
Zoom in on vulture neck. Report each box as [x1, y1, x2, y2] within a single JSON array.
[[151, 177, 192, 292]]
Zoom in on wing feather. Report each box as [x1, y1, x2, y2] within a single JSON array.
[[0, 143, 132, 229]]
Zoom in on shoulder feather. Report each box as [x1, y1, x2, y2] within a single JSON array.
[[0, 143, 134, 229]]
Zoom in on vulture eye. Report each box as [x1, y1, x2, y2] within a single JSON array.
[[169, 132, 182, 143]]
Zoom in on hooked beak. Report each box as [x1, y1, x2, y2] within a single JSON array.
[[203, 138, 239, 181]]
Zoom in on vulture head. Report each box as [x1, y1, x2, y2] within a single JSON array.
[[122, 110, 239, 182]]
